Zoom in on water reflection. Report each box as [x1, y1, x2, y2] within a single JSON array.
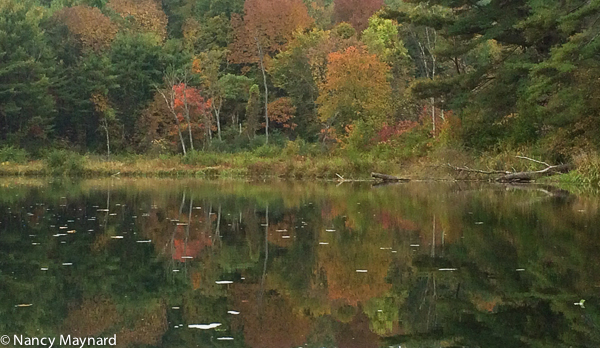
[[0, 179, 599, 347]]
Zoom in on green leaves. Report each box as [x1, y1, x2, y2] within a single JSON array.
[[0, 0, 55, 149]]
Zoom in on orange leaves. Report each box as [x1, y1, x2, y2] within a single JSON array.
[[55, 6, 117, 52], [267, 97, 297, 130], [229, 0, 313, 64], [317, 46, 392, 129], [107, 0, 168, 40], [334, 0, 384, 31], [377, 120, 419, 143]]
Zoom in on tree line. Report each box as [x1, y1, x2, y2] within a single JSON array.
[[1, 0, 599, 162]]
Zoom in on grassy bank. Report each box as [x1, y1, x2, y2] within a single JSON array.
[[3, 145, 600, 185], [0, 151, 406, 180]]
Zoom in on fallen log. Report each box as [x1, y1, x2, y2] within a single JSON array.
[[448, 156, 573, 183], [496, 163, 573, 183], [371, 172, 410, 182]]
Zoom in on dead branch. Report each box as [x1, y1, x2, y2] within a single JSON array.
[[515, 156, 550, 167], [446, 164, 511, 175], [496, 163, 573, 183], [448, 157, 573, 183], [371, 172, 410, 182]]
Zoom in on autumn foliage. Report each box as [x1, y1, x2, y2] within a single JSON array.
[[377, 120, 419, 143], [267, 97, 297, 130], [317, 46, 391, 130], [172, 83, 213, 139], [229, 0, 313, 64], [55, 6, 118, 52], [172, 84, 211, 121], [107, 0, 168, 40], [334, 0, 384, 32]]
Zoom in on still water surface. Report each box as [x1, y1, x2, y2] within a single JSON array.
[[1, 179, 599, 347]]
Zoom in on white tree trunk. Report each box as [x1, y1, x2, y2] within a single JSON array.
[[255, 37, 269, 144]]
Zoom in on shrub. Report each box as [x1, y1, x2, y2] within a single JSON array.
[[253, 144, 281, 158], [0, 146, 28, 164], [46, 150, 85, 176], [573, 152, 600, 185], [182, 150, 225, 167], [344, 120, 376, 152], [282, 140, 301, 157]]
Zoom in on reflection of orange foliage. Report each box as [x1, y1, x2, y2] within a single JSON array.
[[231, 284, 311, 348], [267, 220, 296, 248], [172, 228, 212, 261], [191, 270, 202, 290], [62, 297, 119, 337], [471, 294, 502, 313], [380, 211, 418, 231], [116, 303, 167, 347], [324, 265, 391, 306], [321, 201, 347, 220], [319, 234, 392, 306], [335, 309, 381, 348], [62, 297, 167, 348]]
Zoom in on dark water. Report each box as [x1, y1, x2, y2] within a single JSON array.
[[1, 179, 599, 347]]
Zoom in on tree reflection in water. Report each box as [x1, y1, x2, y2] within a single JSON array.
[[0, 179, 599, 347]]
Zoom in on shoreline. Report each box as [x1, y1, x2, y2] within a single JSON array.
[[0, 154, 584, 184]]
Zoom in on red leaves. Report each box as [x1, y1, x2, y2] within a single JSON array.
[[172, 83, 211, 121], [377, 120, 418, 143]]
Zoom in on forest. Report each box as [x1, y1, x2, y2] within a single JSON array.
[[1, 0, 600, 179]]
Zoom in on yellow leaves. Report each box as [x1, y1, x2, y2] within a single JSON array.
[[55, 6, 118, 52], [90, 93, 110, 113], [317, 46, 392, 128], [107, 0, 168, 41]]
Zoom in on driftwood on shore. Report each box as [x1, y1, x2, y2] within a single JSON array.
[[371, 172, 410, 182], [448, 156, 573, 183]]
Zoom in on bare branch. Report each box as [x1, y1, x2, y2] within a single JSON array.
[[515, 156, 551, 167], [446, 163, 511, 175]]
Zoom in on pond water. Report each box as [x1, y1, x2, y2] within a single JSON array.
[[1, 179, 599, 347]]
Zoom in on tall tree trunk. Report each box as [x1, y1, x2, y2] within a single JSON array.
[[431, 97, 436, 138], [102, 118, 110, 160], [255, 37, 269, 144], [214, 99, 223, 141], [157, 86, 187, 155], [178, 123, 187, 156], [259, 204, 269, 312], [182, 81, 194, 152]]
